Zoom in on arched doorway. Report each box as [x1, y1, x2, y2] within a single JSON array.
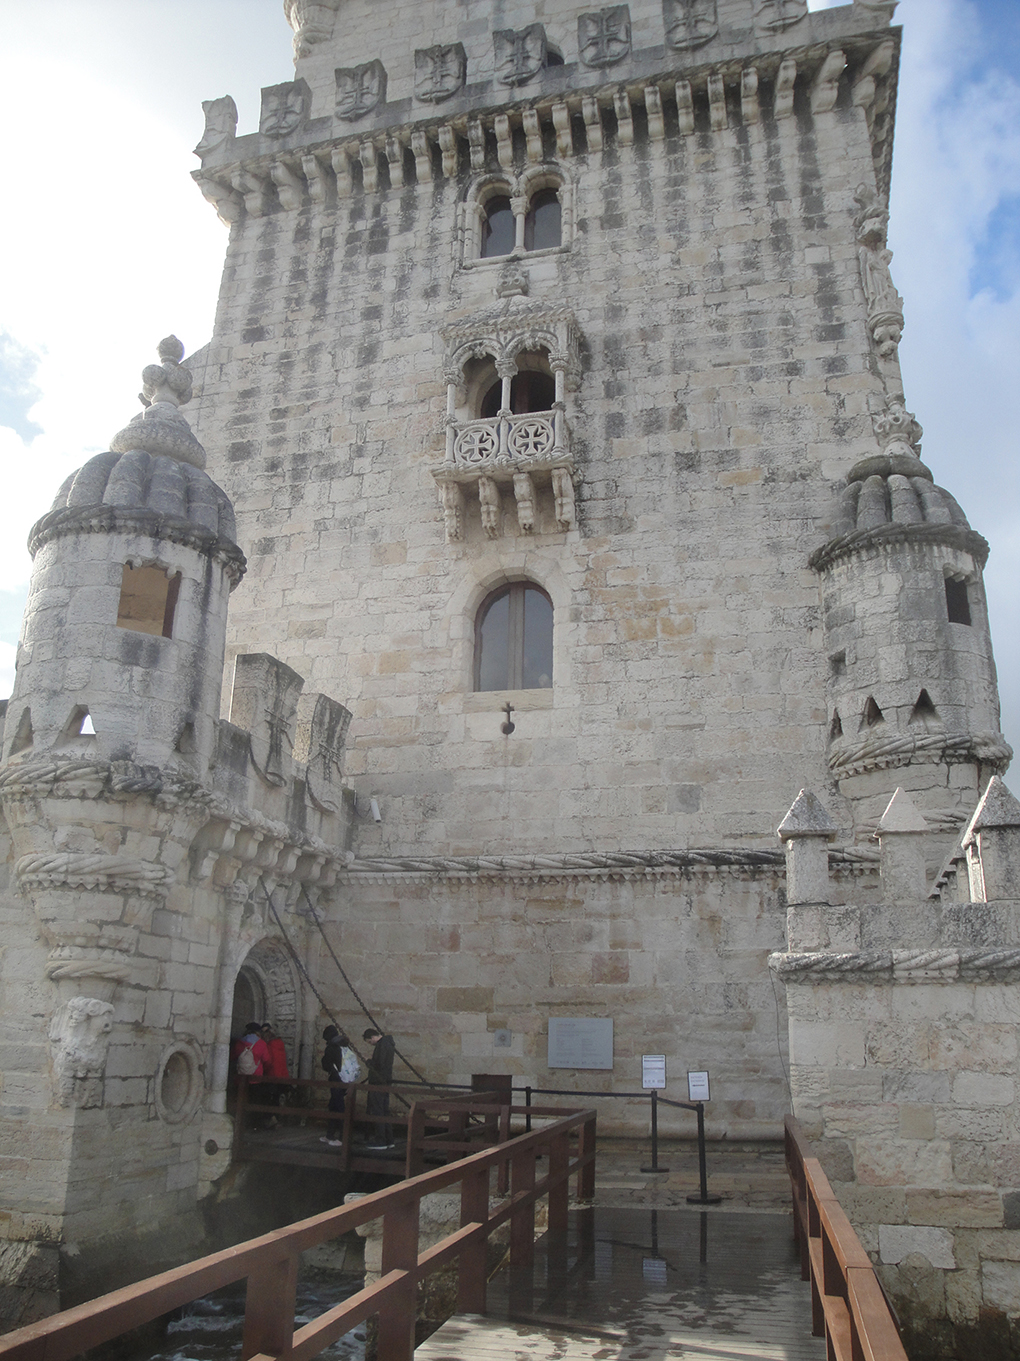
[[227, 937, 301, 1095]]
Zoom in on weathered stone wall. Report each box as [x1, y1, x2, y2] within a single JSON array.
[[189, 9, 893, 858], [773, 781, 1020, 1356]]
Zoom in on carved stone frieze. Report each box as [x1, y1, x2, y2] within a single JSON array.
[[770, 946, 1020, 984], [194, 96, 237, 160], [414, 45, 466, 104], [259, 80, 311, 138], [16, 852, 175, 899], [578, 7, 632, 68], [335, 62, 387, 121], [663, 0, 718, 52], [753, 0, 808, 33], [49, 997, 115, 1107], [494, 25, 548, 87]]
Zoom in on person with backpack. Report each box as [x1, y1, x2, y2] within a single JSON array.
[[236, 1021, 270, 1078], [320, 1026, 359, 1146]]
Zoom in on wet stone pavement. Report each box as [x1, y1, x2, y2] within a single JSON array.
[[417, 1140, 822, 1361]]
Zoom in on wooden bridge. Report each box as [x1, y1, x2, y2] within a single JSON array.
[[0, 1113, 908, 1361]]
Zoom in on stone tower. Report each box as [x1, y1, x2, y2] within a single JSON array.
[[183, 0, 1010, 1128]]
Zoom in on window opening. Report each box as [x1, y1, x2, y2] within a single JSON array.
[[481, 195, 515, 258], [829, 710, 842, 740], [525, 187, 562, 251], [475, 583, 553, 690], [117, 564, 181, 638], [945, 577, 971, 626], [860, 696, 884, 730], [480, 370, 556, 417], [909, 690, 940, 729], [9, 706, 33, 755]]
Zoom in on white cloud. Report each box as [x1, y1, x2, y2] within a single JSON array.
[[0, 642, 15, 704]]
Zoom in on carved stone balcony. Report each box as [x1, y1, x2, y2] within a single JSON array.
[[432, 408, 577, 541]]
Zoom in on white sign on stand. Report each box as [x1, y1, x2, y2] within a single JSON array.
[[687, 1070, 710, 1102], [548, 1017, 614, 1070], [642, 1054, 667, 1089]]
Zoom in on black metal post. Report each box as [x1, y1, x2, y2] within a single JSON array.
[[686, 1102, 722, 1204], [641, 1090, 669, 1174]]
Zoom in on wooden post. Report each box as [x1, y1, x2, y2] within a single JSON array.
[[458, 1165, 490, 1315], [241, 1252, 298, 1360], [405, 1103, 426, 1179], [378, 1200, 419, 1361], [547, 1131, 569, 1238], [342, 1083, 355, 1172], [578, 1115, 596, 1200], [509, 1147, 536, 1272]]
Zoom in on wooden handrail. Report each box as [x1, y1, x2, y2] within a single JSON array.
[[0, 1106, 596, 1361], [785, 1115, 908, 1361]]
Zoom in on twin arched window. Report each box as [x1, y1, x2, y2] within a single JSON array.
[[479, 185, 563, 259], [475, 582, 553, 690]]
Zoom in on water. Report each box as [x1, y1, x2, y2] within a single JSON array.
[[142, 1272, 366, 1361]]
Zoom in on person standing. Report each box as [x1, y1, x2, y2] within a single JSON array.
[[260, 1024, 289, 1122], [363, 1028, 395, 1149], [320, 1025, 349, 1147]]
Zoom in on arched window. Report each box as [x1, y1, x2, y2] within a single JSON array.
[[481, 195, 515, 258], [525, 187, 561, 251], [475, 583, 553, 690], [478, 350, 556, 418]]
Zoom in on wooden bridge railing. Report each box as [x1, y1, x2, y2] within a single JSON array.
[[785, 1115, 909, 1361], [233, 1078, 516, 1179], [0, 1105, 596, 1361]]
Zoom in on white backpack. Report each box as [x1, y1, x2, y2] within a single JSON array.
[[237, 1040, 258, 1076], [339, 1048, 361, 1083]]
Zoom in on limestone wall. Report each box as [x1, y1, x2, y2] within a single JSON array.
[[190, 21, 889, 858]]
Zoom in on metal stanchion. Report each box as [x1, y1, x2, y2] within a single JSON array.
[[641, 1090, 669, 1174], [686, 1102, 722, 1204]]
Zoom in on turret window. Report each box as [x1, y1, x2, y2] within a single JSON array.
[[475, 582, 553, 691], [117, 563, 181, 639], [481, 195, 515, 258], [945, 576, 972, 626]]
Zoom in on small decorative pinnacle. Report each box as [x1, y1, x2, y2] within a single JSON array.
[[110, 337, 206, 470], [877, 788, 928, 835], [963, 776, 1020, 843], [872, 396, 922, 456], [777, 789, 836, 841]]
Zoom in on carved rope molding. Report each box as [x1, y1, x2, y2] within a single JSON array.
[[809, 520, 990, 573], [0, 756, 214, 809], [16, 852, 176, 899], [769, 947, 1020, 984], [826, 729, 1012, 780], [28, 505, 247, 586]]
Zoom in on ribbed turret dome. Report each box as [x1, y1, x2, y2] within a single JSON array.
[[832, 452, 971, 538], [47, 450, 236, 543]]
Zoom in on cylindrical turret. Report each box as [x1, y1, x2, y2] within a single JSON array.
[[3, 338, 245, 772], [812, 401, 1010, 841]]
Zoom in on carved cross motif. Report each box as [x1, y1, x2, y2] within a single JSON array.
[[259, 80, 310, 138], [663, 0, 718, 51], [752, 0, 808, 33], [578, 7, 632, 68], [414, 44, 467, 104], [298, 693, 352, 815], [335, 61, 387, 120], [494, 25, 548, 87]]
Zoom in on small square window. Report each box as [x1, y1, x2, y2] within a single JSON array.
[[945, 577, 971, 626], [117, 564, 181, 638]]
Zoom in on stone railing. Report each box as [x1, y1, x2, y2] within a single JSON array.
[[433, 408, 577, 541]]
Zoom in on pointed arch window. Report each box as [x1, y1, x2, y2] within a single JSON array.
[[475, 582, 553, 690]]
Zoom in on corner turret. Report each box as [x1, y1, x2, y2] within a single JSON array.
[[3, 338, 245, 774]]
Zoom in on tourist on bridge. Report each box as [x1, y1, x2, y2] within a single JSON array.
[[320, 1026, 357, 1146], [363, 1028, 395, 1149]]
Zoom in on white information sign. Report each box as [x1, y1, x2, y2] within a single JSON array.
[[688, 1070, 711, 1101], [642, 1054, 667, 1089], [548, 1017, 614, 1070]]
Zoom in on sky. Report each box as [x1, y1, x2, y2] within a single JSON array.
[[0, 0, 1018, 748]]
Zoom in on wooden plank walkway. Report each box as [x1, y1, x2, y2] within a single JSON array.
[[419, 1207, 824, 1361]]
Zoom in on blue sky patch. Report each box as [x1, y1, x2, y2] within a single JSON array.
[[0, 333, 43, 441], [969, 193, 1020, 301]]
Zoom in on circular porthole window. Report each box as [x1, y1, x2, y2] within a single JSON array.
[[154, 1040, 204, 1125]]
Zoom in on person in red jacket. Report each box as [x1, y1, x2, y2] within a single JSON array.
[[236, 1021, 270, 1076], [260, 1024, 290, 1121]]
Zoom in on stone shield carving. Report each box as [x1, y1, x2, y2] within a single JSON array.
[[578, 7, 632, 68], [296, 692, 352, 815], [494, 25, 548, 87], [335, 61, 387, 120], [194, 96, 238, 160], [414, 44, 467, 104], [259, 80, 311, 138], [753, 0, 808, 33], [663, 0, 718, 51], [49, 997, 115, 1107]]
